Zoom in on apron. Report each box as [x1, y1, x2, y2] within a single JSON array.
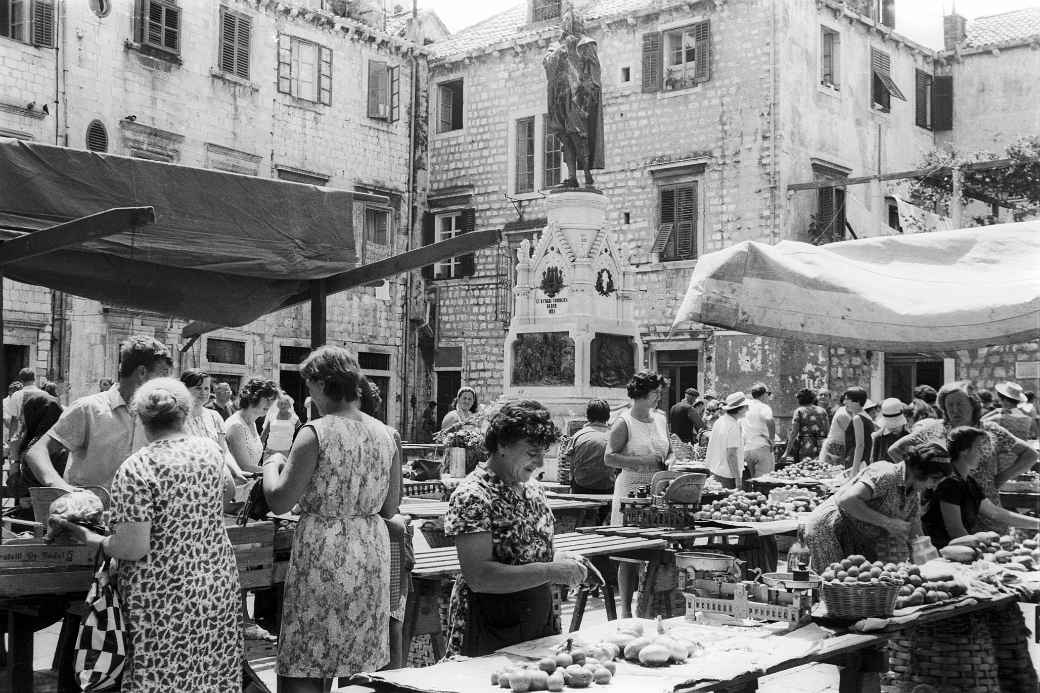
[[461, 584, 555, 656]]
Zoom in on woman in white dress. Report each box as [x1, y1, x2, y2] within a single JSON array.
[[604, 370, 670, 618], [262, 392, 301, 460]]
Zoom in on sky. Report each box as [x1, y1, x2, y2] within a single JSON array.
[[417, 0, 1040, 49]]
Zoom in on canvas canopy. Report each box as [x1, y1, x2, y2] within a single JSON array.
[[0, 138, 363, 327], [672, 222, 1040, 351]]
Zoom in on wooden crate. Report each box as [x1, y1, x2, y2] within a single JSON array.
[[0, 541, 97, 598], [227, 522, 276, 590]]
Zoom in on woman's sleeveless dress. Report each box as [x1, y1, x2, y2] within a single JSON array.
[[610, 410, 670, 525]]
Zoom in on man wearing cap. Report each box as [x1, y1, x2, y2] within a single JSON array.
[[702, 390, 721, 429], [742, 383, 776, 479], [870, 398, 911, 463], [705, 392, 748, 489], [983, 382, 1033, 441], [668, 388, 701, 443]]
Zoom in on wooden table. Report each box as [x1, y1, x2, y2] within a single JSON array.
[[1000, 489, 1040, 515], [400, 497, 604, 520], [403, 532, 669, 664]]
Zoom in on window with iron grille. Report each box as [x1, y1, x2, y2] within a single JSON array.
[[642, 22, 710, 93], [515, 116, 535, 194], [870, 47, 905, 112], [438, 80, 463, 132], [138, 0, 180, 54], [277, 35, 332, 105], [0, 0, 55, 47], [820, 27, 839, 89], [651, 182, 698, 262], [543, 115, 563, 189], [86, 120, 108, 152], [531, 0, 560, 22], [367, 61, 400, 122], [218, 6, 250, 80]]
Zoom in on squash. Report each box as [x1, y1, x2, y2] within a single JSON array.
[[592, 667, 612, 684], [563, 665, 592, 688], [545, 670, 565, 692], [528, 670, 549, 691], [623, 636, 653, 661], [507, 670, 532, 693], [638, 643, 672, 666], [537, 657, 557, 674], [939, 545, 977, 563]]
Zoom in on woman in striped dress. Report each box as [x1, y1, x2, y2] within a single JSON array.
[[605, 370, 670, 618]]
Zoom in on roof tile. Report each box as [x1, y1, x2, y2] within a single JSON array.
[[964, 8, 1040, 48]]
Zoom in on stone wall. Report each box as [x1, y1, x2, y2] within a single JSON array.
[[954, 344, 1040, 394]]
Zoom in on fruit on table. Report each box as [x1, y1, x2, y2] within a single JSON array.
[[939, 545, 979, 563], [553, 652, 573, 668], [507, 670, 533, 693], [546, 670, 565, 692], [694, 489, 820, 522], [623, 636, 653, 661], [563, 665, 593, 688], [538, 657, 558, 674], [528, 670, 549, 691], [770, 459, 843, 480], [637, 643, 672, 666]]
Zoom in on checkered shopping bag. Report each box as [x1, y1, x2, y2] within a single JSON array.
[[74, 549, 127, 691]]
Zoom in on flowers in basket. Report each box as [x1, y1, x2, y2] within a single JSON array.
[[435, 426, 486, 450]]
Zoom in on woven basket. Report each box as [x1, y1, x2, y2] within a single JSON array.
[[821, 581, 899, 619]]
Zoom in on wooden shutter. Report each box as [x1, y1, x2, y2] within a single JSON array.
[[870, 47, 905, 101], [219, 8, 237, 74], [651, 224, 673, 254], [438, 84, 453, 132], [277, 36, 292, 95], [675, 183, 697, 259], [421, 212, 435, 280], [234, 12, 250, 79], [914, 70, 931, 129], [932, 75, 953, 131], [817, 187, 834, 244], [163, 3, 179, 51], [654, 187, 676, 257], [641, 32, 662, 93], [834, 188, 846, 241], [459, 208, 476, 277], [31, 0, 55, 48], [318, 46, 332, 105], [367, 60, 387, 118], [146, 1, 164, 46], [389, 66, 400, 123], [693, 21, 711, 83]]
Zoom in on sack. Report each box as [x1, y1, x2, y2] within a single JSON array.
[[74, 550, 127, 691]]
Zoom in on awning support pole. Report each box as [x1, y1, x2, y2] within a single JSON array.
[[310, 279, 327, 349]]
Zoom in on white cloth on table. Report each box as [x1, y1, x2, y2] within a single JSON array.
[[610, 409, 669, 524]]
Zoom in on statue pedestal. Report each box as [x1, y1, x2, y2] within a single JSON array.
[[500, 189, 642, 452]]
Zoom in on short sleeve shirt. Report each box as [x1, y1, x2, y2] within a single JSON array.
[[922, 474, 986, 548], [706, 413, 744, 479], [48, 387, 147, 490], [742, 400, 773, 449]]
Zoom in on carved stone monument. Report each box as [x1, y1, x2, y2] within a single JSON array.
[[502, 190, 642, 435]]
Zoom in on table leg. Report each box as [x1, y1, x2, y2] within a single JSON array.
[[602, 584, 617, 621], [569, 586, 588, 632], [2, 610, 34, 693]]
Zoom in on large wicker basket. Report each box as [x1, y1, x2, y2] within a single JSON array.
[[821, 581, 899, 619]]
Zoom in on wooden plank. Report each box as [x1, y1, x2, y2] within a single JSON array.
[[0, 206, 155, 265], [226, 522, 276, 545], [235, 548, 274, 568], [0, 544, 96, 568], [238, 568, 276, 590], [786, 158, 1015, 191], [0, 569, 93, 597]]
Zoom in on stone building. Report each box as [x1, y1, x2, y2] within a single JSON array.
[[421, 0, 986, 426], [1, 0, 429, 427]]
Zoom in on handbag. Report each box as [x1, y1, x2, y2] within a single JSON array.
[[74, 548, 127, 691]]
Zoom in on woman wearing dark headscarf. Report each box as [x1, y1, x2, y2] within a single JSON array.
[[6, 394, 67, 517]]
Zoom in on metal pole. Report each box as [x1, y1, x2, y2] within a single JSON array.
[[310, 279, 327, 349]]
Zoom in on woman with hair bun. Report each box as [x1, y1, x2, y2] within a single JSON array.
[[50, 377, 241, 692], [263, 346, 400, 691]]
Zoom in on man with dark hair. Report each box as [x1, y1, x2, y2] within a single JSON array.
[[742, 383, 776, 478], [668, 387, 700, 443], [819, 386, 871, 473], [26, 336, 173, 491], [910, 384, 941, 423], [563, 399, 615, 498], [206, 381, 235, 420]]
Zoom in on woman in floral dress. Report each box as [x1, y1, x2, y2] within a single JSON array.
[[783, 388, 830, 462], [263, 346, 400, 693], [52, 378, 240, 692], [444, 400, 587, 658], [802, 443, 952, 569]]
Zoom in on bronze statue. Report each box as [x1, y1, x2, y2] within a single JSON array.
[[544, 9, 604, 188]]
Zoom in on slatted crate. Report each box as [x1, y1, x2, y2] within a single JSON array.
[[226, 522, 276, 590]]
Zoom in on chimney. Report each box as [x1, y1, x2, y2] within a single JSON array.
[[944, 13, 967, 50]]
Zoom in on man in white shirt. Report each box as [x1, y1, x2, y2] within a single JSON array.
[[742, 382, 776, 479], [706, 392, 749, 489]]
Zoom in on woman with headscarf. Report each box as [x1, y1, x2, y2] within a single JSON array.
[[870, 398, 910, 464]]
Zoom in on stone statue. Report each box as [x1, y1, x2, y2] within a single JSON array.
[[543, 8, 604, 188]]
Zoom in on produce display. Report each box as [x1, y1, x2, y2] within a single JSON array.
[[819, 555, 967, 608], [939, 531, 1040, 571], [693, 490, 821, 523], [768, 459, 843, 480], [489, 619, 703, 690]]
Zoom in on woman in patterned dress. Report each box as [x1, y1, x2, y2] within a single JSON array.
[[52, 378, 241, 692], [801, 443, 952, 570], [604, 370, 669, 619], [443, 400, 587, 658], [782, 388, 830, 463], [888, 381, 1036, 531], [263, 346, 400, 692]]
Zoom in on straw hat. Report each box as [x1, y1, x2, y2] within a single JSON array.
[[995, 381, 1026, 403], [722, 392, 748, 411], [881, 398, 905, 417]]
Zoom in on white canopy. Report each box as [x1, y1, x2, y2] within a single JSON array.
[[671, 222, 1040, 351]]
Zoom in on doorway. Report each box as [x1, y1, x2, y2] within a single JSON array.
[[3, 345, 28, 390], [656, 349, 699, 413], [884, 354, 943, 402], [436, 370, 461, 428]]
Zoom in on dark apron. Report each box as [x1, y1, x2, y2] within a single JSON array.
[[462, 584, 555, 657]]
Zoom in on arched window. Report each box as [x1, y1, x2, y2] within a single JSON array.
[[86, 120, 108, 152]]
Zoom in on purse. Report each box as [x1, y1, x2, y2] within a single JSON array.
[[74, 548, 127, 691]]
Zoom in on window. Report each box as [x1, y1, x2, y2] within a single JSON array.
[[279, 345, 311, 365], [137, 0, 180, 54], [870, 47, 905, 112], [422, 209, 476, 280], [364, 205, 390, 246], [642, 22, 710, 93], [543, 115, 563, 189], [621, 66, 630, 82], [206, 338, 246, 365], [514, 116, 535, 194], [278, 35, 332, 105], [914, 69, 932, 129], [820, 27, 839, 89], [358, 352, 391, 371], [0, 0, 55, 47], [651, 182, 697, 262], [86, 120, 108, 152], [367, 61, 400, 122], [886, 197, 901, 231], [218, 6, 251, 80], [438, 79, 463, 132], [531, 0, 560, 22]]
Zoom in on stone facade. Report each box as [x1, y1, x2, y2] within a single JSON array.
[[1, 0, 425, 430]]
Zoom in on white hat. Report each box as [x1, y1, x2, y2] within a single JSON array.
[[995, 381, 1026, 403], [864, 399, 878, 411], [880, 398, 905, 417], [722, 392, 747, 411]]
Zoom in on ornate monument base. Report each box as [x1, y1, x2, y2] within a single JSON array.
[[500, 190, 642, 476]]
